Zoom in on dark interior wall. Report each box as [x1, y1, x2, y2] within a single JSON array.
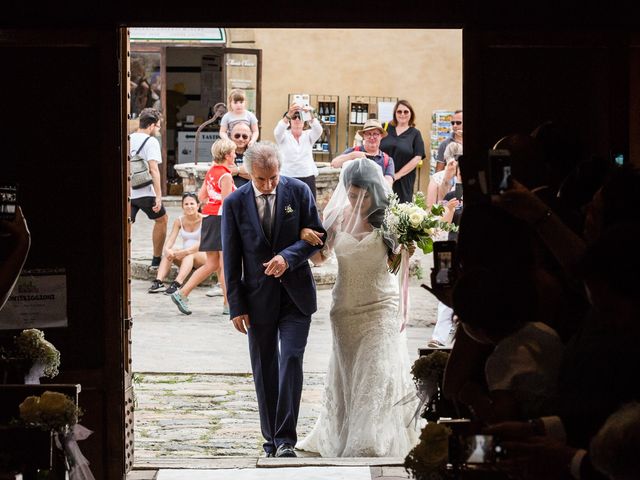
[[0, 45, 105, 366], [0, 29, 125, 479], [463, 31, 629, 172]]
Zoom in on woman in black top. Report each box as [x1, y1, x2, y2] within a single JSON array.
[[380, 99, 426, 203]]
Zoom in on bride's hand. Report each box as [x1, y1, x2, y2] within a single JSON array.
[[405, 242, 416, 258], [300, 228, 325, 246]]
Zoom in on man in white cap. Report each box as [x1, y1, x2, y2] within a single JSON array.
[[331, 119, 395, 186]]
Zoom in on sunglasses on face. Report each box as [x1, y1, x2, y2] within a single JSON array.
[[451, 121, 463, 125], [396, 110, 410, 115], [233, 134, 250, 140]]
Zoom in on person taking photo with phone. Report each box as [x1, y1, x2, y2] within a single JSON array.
[[274, 102, 323, 198]]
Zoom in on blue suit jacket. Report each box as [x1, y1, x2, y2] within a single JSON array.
[[221, 176, 325, 322]]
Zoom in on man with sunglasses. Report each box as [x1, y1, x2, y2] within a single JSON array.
[[436, 110, 463, 172], [229, 123, 252, 188]]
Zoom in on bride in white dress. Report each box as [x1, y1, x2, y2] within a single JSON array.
[[297, 158, 420, 457]]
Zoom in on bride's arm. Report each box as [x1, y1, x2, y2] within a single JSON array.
[[301, 227, 334, 265]]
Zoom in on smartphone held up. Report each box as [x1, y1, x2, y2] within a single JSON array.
[[433, 240, 457, 287], [0, 185, 18, 222]]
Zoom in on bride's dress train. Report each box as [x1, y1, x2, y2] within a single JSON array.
[[298, 230, 420, 457]]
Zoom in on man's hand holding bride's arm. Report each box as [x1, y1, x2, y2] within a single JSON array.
[[300, 227, 327, 265]]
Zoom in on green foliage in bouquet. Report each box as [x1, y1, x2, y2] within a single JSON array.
[[19, 391, 82, 433], [14, 329, 61, 378]]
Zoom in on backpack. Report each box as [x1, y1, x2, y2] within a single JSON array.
[[353, 146, 390, 170], [130, 136, 153, 189]]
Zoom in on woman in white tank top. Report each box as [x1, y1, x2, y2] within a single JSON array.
[[148, 193, 206, 294]]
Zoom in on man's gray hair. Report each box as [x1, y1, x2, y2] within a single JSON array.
[[243, 141, 282, 175], [590, 402, 640, 480]]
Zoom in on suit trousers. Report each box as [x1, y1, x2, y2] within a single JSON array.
[[247, 284, 311, 454]]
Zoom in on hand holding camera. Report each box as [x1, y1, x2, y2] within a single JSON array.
[[492, 178, 550, 225]]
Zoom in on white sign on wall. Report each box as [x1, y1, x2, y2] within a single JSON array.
[[0, 269, 68, 330]]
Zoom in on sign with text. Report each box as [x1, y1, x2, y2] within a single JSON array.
[[0, 269, 68, 330]]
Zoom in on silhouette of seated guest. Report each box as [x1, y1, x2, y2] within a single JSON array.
[[452, 266, 564, 423], [590, 402, 640, 480], [484, 223, 640, 480]]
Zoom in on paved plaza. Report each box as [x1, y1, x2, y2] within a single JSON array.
[[129, 202, 440, 479]]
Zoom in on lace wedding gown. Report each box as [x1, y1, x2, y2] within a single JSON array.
[[298, 230, 420, 457]]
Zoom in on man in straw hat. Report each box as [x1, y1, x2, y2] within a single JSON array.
[[331, 119, 395, 186]]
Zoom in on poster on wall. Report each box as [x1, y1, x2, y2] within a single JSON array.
[[0, 268, 68, 330]]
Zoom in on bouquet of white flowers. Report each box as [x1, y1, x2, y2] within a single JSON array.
[[383, 192, 457, 331], [383, 192, 457, 274]]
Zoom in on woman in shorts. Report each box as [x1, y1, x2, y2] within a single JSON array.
[[170, 138, 237, 315]]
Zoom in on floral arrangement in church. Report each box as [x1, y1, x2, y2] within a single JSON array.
[[411, 350, 449, 386], [19, 391, 81, 433], [410, 351, 451, 422], [383, 191, 457, 275], [14, 328, 61, 378], [18, 391, 96, 480], [405, 422, 452, 480]]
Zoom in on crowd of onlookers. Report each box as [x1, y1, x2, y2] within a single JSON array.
[[135, 92, 430, 317]]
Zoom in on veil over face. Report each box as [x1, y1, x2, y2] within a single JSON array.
[[322, 158, 392, 243]]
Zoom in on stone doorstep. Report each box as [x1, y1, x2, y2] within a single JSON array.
[[132, 456, 404, 470]]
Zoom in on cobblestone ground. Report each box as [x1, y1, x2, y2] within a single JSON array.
[[134, 372, 324, 460]]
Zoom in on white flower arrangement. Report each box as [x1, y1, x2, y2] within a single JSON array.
[[284, 204, 294, 215], [14, 328, 60, 378], [383, 192, 457, 274]]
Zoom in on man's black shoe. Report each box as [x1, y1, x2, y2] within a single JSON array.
[[275, 443, 297, 458], [265, 452, 275, 458]]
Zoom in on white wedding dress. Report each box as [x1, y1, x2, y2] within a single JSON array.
[[298, 229, 420, 457]]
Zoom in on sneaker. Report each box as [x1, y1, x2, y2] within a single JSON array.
[[148, 279, 166, 293], [222, 304, 230, 315], [171, 290, 192, 315], [164, 280, 182, 295], [150, 256, 162, 267], [206, 284, 223, 297]]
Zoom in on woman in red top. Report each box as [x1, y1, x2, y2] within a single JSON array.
[[170, 138, 237, 315]]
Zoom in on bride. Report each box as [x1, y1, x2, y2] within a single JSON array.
[[297, 158, 420, 457]]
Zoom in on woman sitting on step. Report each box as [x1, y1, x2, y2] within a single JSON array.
[[148, 192, 205, 295]]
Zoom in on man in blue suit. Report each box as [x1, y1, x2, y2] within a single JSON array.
[[222, 141, 325, 458]]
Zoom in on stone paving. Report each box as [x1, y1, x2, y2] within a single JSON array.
[[133, 372, 324, 459], [130, 201, 439, 478]]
